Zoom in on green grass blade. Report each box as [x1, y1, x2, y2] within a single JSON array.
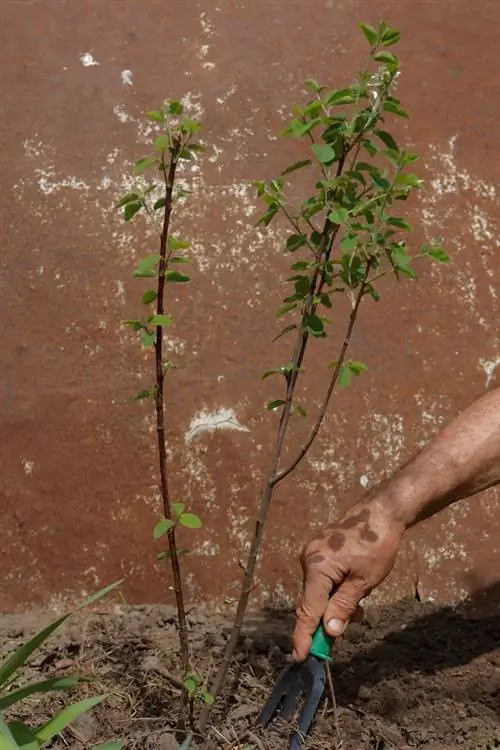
[[91, 742, 124, 750], [76, 580, 124, 611], [0, 615, 70, 689], [7, 723, 38, 750], [0, 676, 80, 711], [35, 695, 106, 744], [0, 716, 20, 750]]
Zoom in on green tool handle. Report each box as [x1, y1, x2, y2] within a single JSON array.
[[309, 623, 334, 661]]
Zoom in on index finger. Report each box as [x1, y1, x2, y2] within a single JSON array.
[[291, 559, 335, 662]]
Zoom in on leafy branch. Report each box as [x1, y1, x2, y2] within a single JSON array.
[[199, 19, 450, 728], [117, 100, 206, 714]]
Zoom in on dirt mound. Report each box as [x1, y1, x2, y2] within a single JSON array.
[[1, 598, 499, 749]]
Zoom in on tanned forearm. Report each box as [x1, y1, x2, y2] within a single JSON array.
[[371, 386, 500, 529]]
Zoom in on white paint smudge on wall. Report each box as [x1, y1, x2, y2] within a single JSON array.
[[185, 407, 249, 443], [478, 355, 500, 388], [22, 459, 35, 476], [79, 53, 99, 67], [121, 69, 133, 86]]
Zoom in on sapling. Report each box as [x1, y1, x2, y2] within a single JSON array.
[[117, 101, 207, 700], [199, 19, 449, 727]]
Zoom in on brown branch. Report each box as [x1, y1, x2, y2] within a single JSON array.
[[273, 257, 374, 484], [154, 139, 190, 678]]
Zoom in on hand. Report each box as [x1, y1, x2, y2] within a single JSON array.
[[291, 497, 405, 661]]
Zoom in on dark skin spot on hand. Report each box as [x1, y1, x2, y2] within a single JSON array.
[[305, 553, 326, 566], [327, 531, 345, 552], [360, 526, 379, 543]]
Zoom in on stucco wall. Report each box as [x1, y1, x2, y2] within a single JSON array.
[[2, 0, 500, 614]]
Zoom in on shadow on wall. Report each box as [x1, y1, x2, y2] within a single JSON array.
[[238, 580, 500, 722]]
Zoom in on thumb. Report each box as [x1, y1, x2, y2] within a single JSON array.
[[323, 577, 366, 637]]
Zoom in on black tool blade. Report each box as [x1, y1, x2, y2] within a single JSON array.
[[288, 655, 326, 750], [255, 661, 303, 728]]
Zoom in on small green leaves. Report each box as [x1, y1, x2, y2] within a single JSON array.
[[329, 207, 349, 225], [142, 290, 158, 304], [149, 314, 173, 327], [165, 271, 190, 283], [422, 244, 450, 263], [325, 88, 356, 106], [141, 331, 155, 348], [286, 234, 308, 252], [147, 109, 165, 123], [133, 390, 153, 401], [154, 519, 174, 539], [311, 144, 336, 164], [133, 254, 160, 278], [331, 360, 368, 389], [124, 201, 142, 222], [134, 156, 157, 174], [116, 192, 140, 208], [387, 217, 412, 231], [383, 100, 409, 119], [168, 236, 191, 251], [373, 51, 398, 68], [304, 314, 325, 337], [359, 22, 378, 47], [179, 513, 202, 529], [168, 100, 184, 115], [154, 135, 171, 151], [267, 399, 285, 411], [281, 159, 313, 176], [173, 503, 185, 516], [261, 363, 297, 380]]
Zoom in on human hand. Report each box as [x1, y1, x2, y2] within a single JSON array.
[[291, 498, 405, 661]]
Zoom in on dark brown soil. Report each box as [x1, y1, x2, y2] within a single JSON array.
[[1, 598, 500, 750]]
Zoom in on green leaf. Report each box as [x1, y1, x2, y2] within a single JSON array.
[[184, 677, 198, 694], [329, 208, 349, 224], [154, 197, 166, 211], [123, 319, 144, 332], [387, 217, 412, 231], [347, 361, 368, 376], [325, 88, 356, 106], [170, 257, 191, 264], [0, 677, 79, 712], [267, 399, 285, 411], [172, 503, 185, 516], [141, 331, 155, 348], [199, 692, 214, 706], [115, 192, 140, 208], [383, 101, 409, 119], [338, 364, 352, 389], [340, 235, 357, 251], [124, 201, 142, 222], [132, 254, 160, 278], [154, 135, 170, 151], [165, 271, 190, 283], [35, 695, 106, 744], [179, 148, 194, 160], [168, 236, 191, 251], [142, 290, 157, 304], [359, 22, 378, 46], [304, 77, 324, 93], [147, 110, 165, 123], [179, 513, 202, 529], [149, 314, 173, 327], [311, 144, 336, 164], [6, 722, 36, 750], [286, 234, 307, 252], [374, 129, 398, 150], [294, 404, 307, 418], [374, 51, 398, 67], [281, 159, 313, 176], [424, 245, 450, 263], [304, 314, 325, 337], [134, 156, 157, 174], [154, 519, 174, 539], [168, 100, 184, 115], [362, 139, 378, 157], [276, 302, 297, 318], [0, 716, 20, 750], [133, 390, 152, 401], [92, 742, 124, 750], [381, 28, 401, 46]]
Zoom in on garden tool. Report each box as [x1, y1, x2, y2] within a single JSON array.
[[255, 624, 333, 749]]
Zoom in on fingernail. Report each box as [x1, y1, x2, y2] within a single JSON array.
[[327, 618, 346, 635]]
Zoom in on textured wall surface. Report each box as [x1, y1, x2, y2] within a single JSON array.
[[2, 0, 500, 614]]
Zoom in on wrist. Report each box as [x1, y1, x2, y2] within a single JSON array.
[[367, 471, 433, 531]]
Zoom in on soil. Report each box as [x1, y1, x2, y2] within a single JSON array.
[[1, 597, 500, 750]]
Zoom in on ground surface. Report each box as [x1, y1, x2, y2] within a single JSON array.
[[1, 598, 500, 750]]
